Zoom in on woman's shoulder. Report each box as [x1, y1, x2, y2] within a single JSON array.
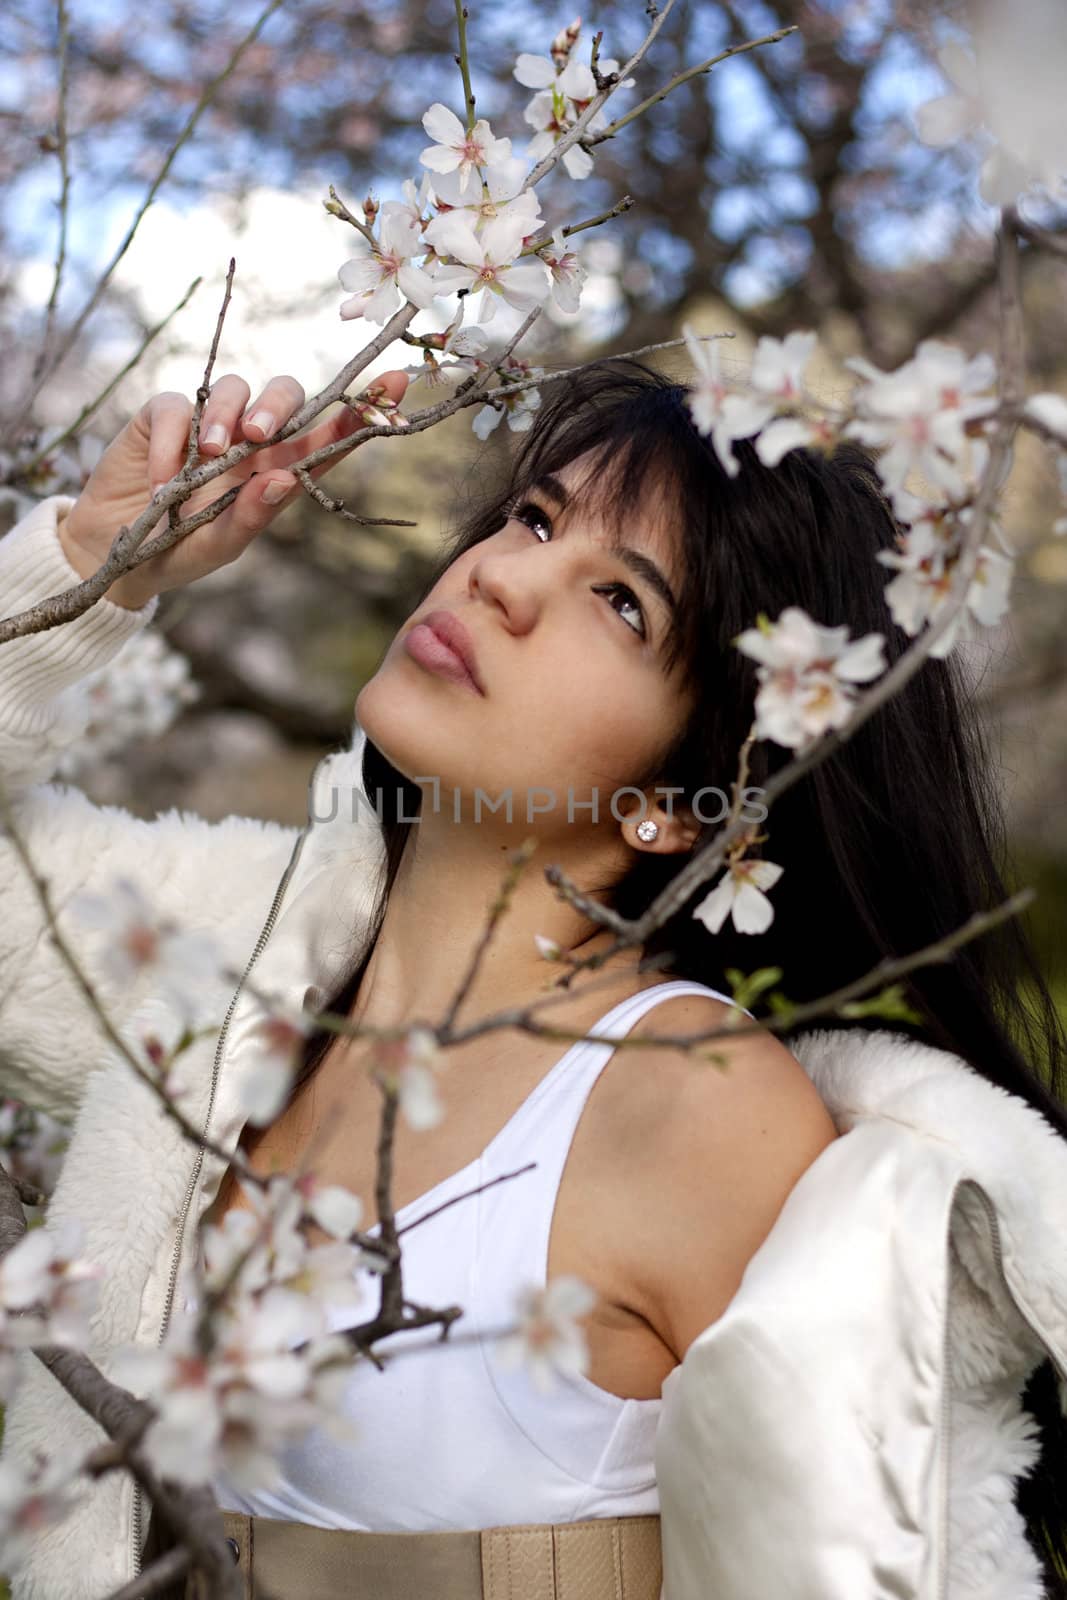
[[597, 987, 840, 1359]]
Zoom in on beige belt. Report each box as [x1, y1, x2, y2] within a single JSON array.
[[185, 1508, 663, 1599]]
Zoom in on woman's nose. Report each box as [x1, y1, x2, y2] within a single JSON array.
[[466, 544, 543, 635]]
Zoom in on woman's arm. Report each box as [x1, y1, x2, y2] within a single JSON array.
[[0, 368, 408, 1121], [0, 494, 300, 1121]]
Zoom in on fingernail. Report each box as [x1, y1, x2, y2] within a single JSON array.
[[246, 410, 275, 438], [261, 478, 290, 506], [151, 482, 166, 499], [203, 423, 228, 449]]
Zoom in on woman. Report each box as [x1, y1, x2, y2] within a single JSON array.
[[1, 358, 1065, 1600]]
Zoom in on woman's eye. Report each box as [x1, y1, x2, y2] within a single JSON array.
[[511, 499, 552, 542], [592, 583, 647, 639], [510, 499, 647, 640]]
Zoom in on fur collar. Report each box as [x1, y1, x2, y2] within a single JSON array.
[[793, 1025, 1067, 1396]]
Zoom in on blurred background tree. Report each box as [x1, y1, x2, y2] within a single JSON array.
[[1, 0, 1064, 1006]]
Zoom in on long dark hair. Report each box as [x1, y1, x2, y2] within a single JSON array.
[[297, 359, 1067, 1588]]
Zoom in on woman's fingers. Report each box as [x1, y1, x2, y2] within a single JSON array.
[[238, 375, 306, 444], [195, 373, 252, 457], [262, 369, 412, 478], [199, 469, 301, 567], [144, 393, 195, 494]]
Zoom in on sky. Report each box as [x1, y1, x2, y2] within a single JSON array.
[[3, 2, 1007, 421]]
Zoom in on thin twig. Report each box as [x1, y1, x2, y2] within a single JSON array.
[[439, 838, 539, 1034], [520, 0, 680, 193], [0, 1165, 48, 1210], [10, 277, 203, 483], [587, 26, 798, 147], [326, 184, 378, 248], [0, 782, 266, 1182], [453, 0, 477, 133], [522, 196, 634, 258], [396, 1163, 538, 1237], [0, 318, 737, 645], [184, 257, 236, 470], [292, 465, 417, 527], [0, 300, 421, 644], [0, 1166, 241, 1599], [31, 0, 72, 386], [443, 890, 1036, 1056], [19, 0, 285, 416], [1013, 216, 1067, 261]]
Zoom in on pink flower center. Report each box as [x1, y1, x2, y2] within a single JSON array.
[[124, 924, 160, 968]]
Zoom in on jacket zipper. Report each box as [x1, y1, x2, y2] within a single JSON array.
[[130, 799, 319, 1581], [935, 1179, 1067, 1600]]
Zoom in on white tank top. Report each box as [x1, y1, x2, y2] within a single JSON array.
[[185, 978, 748, 1531]]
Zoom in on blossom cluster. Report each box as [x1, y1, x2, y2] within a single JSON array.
[[332, 18, 617, 434], [675, 328, 1067, 938], [53, 628, 200, 782]]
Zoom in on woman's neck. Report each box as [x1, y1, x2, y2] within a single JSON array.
[[350, 815, 640, 1036]]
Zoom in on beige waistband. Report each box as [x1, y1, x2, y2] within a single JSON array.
[[187, 1508, 663, 1600]]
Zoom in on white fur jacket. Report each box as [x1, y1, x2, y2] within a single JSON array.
[[1, 497, 1066, 1600]]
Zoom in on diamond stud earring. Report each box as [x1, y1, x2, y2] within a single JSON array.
[[636, 818, 659, 843]]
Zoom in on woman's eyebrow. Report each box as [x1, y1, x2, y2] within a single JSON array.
[[529, 472, 681, 632]]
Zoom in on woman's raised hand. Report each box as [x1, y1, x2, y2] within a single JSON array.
[[60, 369, 410, 609]]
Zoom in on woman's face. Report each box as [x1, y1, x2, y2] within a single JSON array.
[[355, 450, 696, 839]]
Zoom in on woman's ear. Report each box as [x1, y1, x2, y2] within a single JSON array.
[[618, 790, 702, 856]]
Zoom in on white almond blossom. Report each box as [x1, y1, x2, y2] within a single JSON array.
[[748, 329, 833, 467], [54, 629, 199, 782], [429, 213, 552, 323], [423, 158, 542, 251], [419, 104, 512, 199], [68, 876, 223, 1017], [338, 208, 440, 326], [0, 1455, 85, 1572], [1025, 392, 1067, 443], [514, 33, 633, 181], [844, 340, 997, 504], [693, 858, 785, 937], [494, 1275, 596, 1393], [0, 1216, 102, 1350], [386, 173, 433, 237], [683, 324, 774, 477], [735, 607, 887, 749], [236, 1002, 315, 1125], [370, 1026, 447, 1131], [876, 496, 1014, 657], [299, 1180, 364, 1241], [538, 227, 586, 314]]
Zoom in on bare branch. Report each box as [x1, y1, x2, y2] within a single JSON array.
[[0, 1166, 240, 1599], [453, 0, 477, 133], [18, 0, 286, 416], [293, 465, 417, 527], [521, 0, 681, 192], [9, 277, 203, 483], [0, 782, 268, 1185], [326, 183, 378, 249], [0, 300, 420, 644], [184, 257, 237, 469], [31, 0, 72, 386], [587, 25, 798, 148]]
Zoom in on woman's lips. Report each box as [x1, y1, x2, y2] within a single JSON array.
[[403, 623, 485, 695]]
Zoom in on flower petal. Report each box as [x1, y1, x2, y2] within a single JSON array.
[[422, 102, 465, 146]]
